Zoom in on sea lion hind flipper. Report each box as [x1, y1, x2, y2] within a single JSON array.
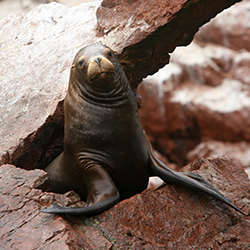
[[181, 172, 230, 199], [147, 139, 246, 215], [40, 193, 119, 215]]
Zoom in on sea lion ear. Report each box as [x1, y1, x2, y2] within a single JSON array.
[[112, 50, 118, 58], [71, 64, 75, 69]]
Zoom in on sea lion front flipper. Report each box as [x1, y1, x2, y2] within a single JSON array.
[[41, 194, 119, 215], [145, 135, 246, 215], [41, 164, 120, 215]]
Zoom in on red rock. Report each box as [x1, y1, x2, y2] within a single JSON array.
[[230, 52, 250, 85], [2, 157, 249, 249], [170, 42, 236, 86], [139, 32, 250, 169], [187, 140, 250, 171], [97, 0, 242, 89], [139, 79, 250, 167], [195, 0, 250, 52]]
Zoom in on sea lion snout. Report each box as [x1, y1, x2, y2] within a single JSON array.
[[87, 55, 115, 82]]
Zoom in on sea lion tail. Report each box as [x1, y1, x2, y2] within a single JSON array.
[[41, 193, 119, 215]]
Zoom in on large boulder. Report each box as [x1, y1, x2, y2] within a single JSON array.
[[0, 157, 249, 249], [0, 1, 101, 169]]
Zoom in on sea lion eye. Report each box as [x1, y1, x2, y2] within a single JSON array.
[[107, 51, 114, 59], [78, 59, 85, 68]]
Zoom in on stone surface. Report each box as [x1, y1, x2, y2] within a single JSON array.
[[187, 141, 250, 170], [138, 1, 250, 172], [97, 0, 242, 89], [0, 0, 242, 170], [139, 67, 250, 169], [0, 0, 50, 20], [195, 0, 250, 52], [1, 158, 249, 249], [0, 164, 87, 250], [0, 0, 91, 20], [0, 0, 102, 169]]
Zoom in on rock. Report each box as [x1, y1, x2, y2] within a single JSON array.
[[230, 51, 250, 85], [245, 167, 250, 178], [0, 0, 91, 20], [195, 0, 250, 52], [0, 164, 87, 250], [170, 42, 236, 87], [58, 0, 93, 7], [0, 1, 102, 169], [97, 0, 243, 89], [1, 158, 249, 249], [0, 0, 57, 20], [139, 76, 250, 167], [138, 4, 250, 169], [187, 140, 250, 171], [0, 0, 242, 170]]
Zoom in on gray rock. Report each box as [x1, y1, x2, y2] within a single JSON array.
[[0, 1, 102, 167]]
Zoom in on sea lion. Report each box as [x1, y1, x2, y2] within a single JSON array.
[[41, 44, 245, 216]]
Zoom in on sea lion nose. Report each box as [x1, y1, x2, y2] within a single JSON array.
[[94, 57, 102, 68]]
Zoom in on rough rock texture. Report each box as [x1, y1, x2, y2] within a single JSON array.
[[97, 0, 242, 89], [0, 0, 91, 20], [138, 0, 250, 174], [0, 0, 242, 170], [0, 1, 102, 169], [1, 157, 249, 249], [195, 0, 250, 52], [187, 141, 250, 169]]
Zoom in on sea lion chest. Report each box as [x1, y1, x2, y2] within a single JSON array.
[[64, 90, 150, 199]]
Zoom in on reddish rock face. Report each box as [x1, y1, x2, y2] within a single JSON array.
[[97, 0, 243, 89], [138, 1, 250, 172], [1, 157, 249, 249], [195, 0, 250, 52], [187, 141, 250, 169]]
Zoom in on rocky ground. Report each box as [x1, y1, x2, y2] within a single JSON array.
[[1, 157, 250, 249]]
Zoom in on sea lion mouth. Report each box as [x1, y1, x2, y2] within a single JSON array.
[[90, 71, 114, 82]]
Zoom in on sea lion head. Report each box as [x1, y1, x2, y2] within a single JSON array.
[[70, 44, 127, 96]]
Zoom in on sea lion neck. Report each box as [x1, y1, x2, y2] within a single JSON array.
[[73, 76, 130, 107]]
